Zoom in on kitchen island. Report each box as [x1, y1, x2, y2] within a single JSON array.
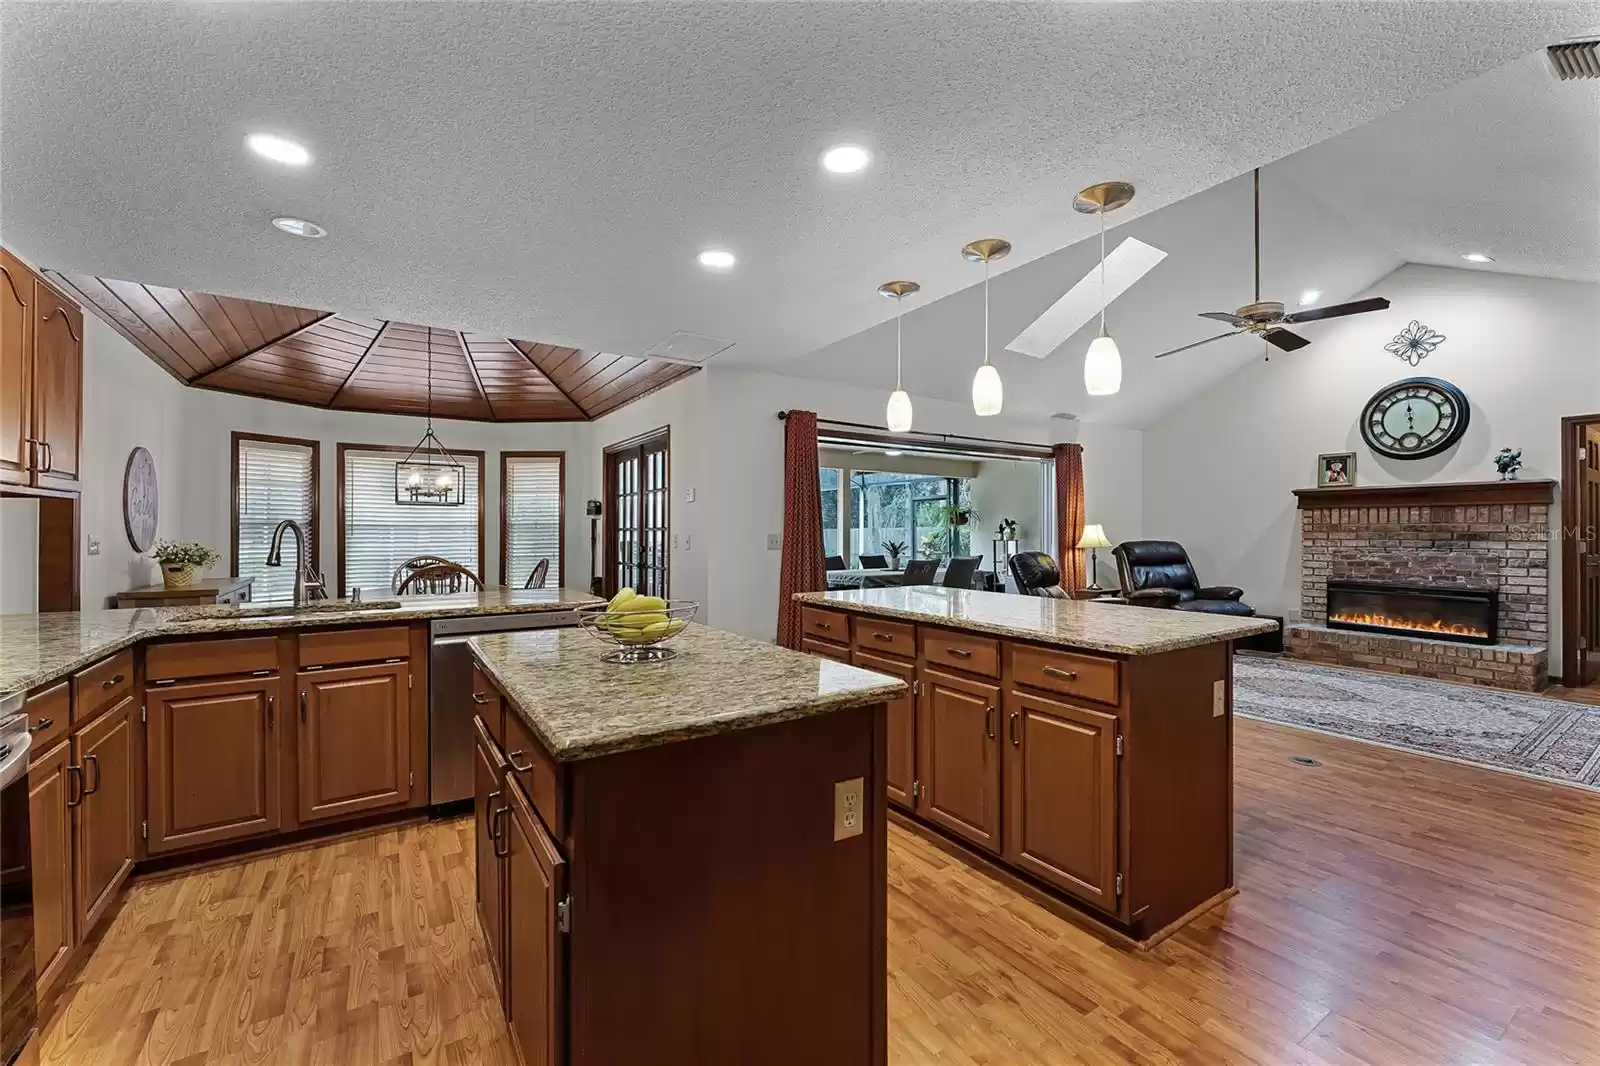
[[794, 586, 1275, 946], [467, 623, 905, 1066]]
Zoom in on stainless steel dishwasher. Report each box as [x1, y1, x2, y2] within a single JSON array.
[[429, 610, 578, 805]]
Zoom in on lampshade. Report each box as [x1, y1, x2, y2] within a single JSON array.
[[972, 363, 1003, 416], [1084, 331, 1122, 396], [1076, 523, 1113, 550], [886, 389, 914, 433]]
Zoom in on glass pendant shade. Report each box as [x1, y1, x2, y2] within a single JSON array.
[[972, 362, 1004, 416], [1084, 330, 1123, 396], [885, 389, 914, 433]]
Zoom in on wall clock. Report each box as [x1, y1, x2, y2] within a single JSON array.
[[1359, 377, 1470, 460], [123, 446, 159, 552]]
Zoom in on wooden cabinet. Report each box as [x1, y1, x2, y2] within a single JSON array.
[[475, 714, 508, 990], [917, 667, 1002, 853], [74, 694, 136, 934], [0, 249, 34, 487], [1003, 690, 1121, 913], [801, 636, 851, 663], [853, 649, 916, 810], [297, 660, 411, 822], [0, 248, 82, 492], [504, 781, 566, 1066], [28, 737, 74, 996], [146, 675, 281, 853]]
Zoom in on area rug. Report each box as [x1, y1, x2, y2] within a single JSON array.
[[1233, 657, 1600, 792]]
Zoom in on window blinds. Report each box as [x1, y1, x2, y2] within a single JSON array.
[[504, 454, 563, 589], [342, 447, 481, 596], [236, 437, 316, 604]]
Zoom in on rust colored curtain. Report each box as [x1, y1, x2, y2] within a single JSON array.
[[1053, 442, 1086, 593], [777, 410, 828, 648]]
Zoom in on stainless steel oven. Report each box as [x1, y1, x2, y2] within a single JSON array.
[[0, 697, 36, 1066]]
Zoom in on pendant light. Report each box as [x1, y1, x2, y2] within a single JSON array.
[[878, 280, 920, 433], [962, 237, 1010, 416], [394, 331, 466, 506], [1073, 181, 1135, 397]]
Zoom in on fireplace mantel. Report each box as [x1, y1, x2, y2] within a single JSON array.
[[1293, 479, 1556, 510]]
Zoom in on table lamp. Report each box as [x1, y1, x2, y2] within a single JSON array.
[[1076, 523, 1113, 591]]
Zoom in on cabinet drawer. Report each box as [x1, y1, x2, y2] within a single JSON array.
[[299, 625, 410, 668], [800, 606, 849, 644], [920, 628, 999, 679], [801, 636, 851, 664], [72, 650, 133, 725], [147, 636, 279, 682], [503, 708, 565, 840], [852, 617, 915, 660], [1010, 645, 1120, 707], [25, 681, 69, 754]]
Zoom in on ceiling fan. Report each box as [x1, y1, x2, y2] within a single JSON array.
[[1153, 168, 1390, 360]]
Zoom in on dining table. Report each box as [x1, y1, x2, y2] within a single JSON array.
[[825, 566, 1004, 592]]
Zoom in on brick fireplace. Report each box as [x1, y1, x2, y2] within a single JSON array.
[[1285, 479, 1557, 691]]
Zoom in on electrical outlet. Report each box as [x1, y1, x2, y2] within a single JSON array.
[[86, 536, 101, 556], [684, 534, 691, 550], [1213, 679, 1226, 717], [672, 533, 679, 549], [766, 533, 781, 551], [833, 777, 865, 841]]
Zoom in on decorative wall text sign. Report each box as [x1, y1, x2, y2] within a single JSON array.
[[123, 446, 159, 552], [1384, 320, 1446, 365]]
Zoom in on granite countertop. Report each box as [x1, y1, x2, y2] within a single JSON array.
[[0, 587, 603, 695], [468, 624, 907, 762], [796, 587, 1276, 656]]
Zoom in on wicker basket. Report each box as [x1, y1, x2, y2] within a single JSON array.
[[161, 563, 199, 590]]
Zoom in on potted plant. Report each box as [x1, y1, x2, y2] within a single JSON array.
[[881, 540, 908, 568], [151, 539, 219, 590], [935, 503, 982, 528]]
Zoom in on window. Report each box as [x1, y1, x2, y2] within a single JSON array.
[[819, 467, 843, 558], [232, 433, 318, 603], [338, 443, 484, 596], [849, 472, 968, 562], [502, 452, 565, 589]]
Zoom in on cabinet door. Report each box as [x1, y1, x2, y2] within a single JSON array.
[[28, 737, 75, 996], [297, 661, 410, 822], [1003, 690, 1120, 913], [505, 783, 566, 1066], [75, 694, 137, 934], [147, 676, 281, 853], [853, 649, 916, 810], [917, 666, 1002, 853], [0, 250, 33, 486], [474, 715, 508, 992], [31, 277, 82, 492]]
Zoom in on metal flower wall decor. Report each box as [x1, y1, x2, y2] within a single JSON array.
[[1385, 320, 1446, 365]]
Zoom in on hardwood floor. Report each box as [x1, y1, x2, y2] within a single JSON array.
[[39, 717, 1600, 1065]]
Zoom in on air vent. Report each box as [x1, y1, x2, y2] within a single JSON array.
[[642, 331, 735, 365], [1547, 40, 1599, 80]]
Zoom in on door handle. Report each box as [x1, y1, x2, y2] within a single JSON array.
[[984, 705, 996, 739], [300, 691, 308, 723], [1008, 711, 1021, 746], [40, 442, 52, 472], [266, 695, 275, 727], [492, 803, 511, 858], [507, 750, 534, 774], [85, 753, 101, 794], [67, 763, 83, 808], [1043, 666, 1078, 681]]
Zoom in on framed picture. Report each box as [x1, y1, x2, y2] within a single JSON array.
[[1317, 452, 1357, 488]]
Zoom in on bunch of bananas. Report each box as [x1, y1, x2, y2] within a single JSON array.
[[601, 588, 689, 644]]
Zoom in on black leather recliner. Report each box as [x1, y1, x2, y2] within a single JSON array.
[[1007, 551, 1069, 598], [1111, 540, 1255, 616]]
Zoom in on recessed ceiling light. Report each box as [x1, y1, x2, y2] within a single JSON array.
[[885, 450, 903, 457], [1299, 289, 1321, 306], [696, 248, 736, 270], [271, 216, 327, 238], [246, 133, 311, 167], [1461, 252, 1494, 263], [821, 144, 871, 175]]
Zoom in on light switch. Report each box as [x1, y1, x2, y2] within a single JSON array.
[[833, 777, 864, 841], [684, 487, 696, 503], [766, 533, 781, 551], [86, 536, 101, 556], [1212, 679, 1226, 717]]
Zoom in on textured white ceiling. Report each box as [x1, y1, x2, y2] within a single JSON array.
[[4, 1, 1594, 373]]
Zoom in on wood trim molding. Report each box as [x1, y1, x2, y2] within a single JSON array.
[[230, 432, 322, 580], [499, 451, 566, 588], [1293, 479, 1558, 509], [335, 442, 487, 597]]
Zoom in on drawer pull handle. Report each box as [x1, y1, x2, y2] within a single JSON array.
[[471, 692, 491, 705], [102, 673, 125, 688], [507, 750, 534, 774], [947, 648, 972, 659], [984, 705, 996, 739], [872, 632, 894, 642], [85, 754, 101, 795], [29, 717, 53, 733], [1043, 666, 1079, 681], [815, 621, 832, 630], [1009, 710, 1021, 746]]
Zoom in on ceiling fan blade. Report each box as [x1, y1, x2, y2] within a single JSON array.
[[1198, 311, 1247, 326], [1263, 328, 1311, 352], [1153, 330, 1245, 359], [1283, 296, 1391, 323]]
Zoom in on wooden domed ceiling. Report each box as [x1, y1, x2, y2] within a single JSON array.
[[47, 272, 697, 421]]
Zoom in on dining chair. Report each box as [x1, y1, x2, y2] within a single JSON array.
[[858, 554, 889, 569], [901, 559, 939, 585], [392, 554, 455, 594], [523, 558, 550, 590], [397, 562, 484, 595], [942, 556, 984, 589]]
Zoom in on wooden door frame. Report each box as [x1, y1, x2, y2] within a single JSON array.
[[601, 426, 670, 599], [1560, 412, 1600, 687]]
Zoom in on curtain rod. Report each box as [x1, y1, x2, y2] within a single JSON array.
[[776, 411, 1054, 456]]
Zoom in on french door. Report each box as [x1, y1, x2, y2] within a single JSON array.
[[604, 428, 670, 599]]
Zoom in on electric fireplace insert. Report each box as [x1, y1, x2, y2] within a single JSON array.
[[1325, 580, 1497, 646]]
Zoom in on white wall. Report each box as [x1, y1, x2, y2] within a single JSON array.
[[0, 499, 39, 612], [1141, 263, 1600, 671], [1078, 421, 1144, 588], [969, 458, 1044, 571]]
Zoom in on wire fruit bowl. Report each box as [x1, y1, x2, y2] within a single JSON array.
[[577, 600, 699, 663]]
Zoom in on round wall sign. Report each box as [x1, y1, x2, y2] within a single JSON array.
[[123, 447, 159, 552], [1359, 377, 1470, 460]]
